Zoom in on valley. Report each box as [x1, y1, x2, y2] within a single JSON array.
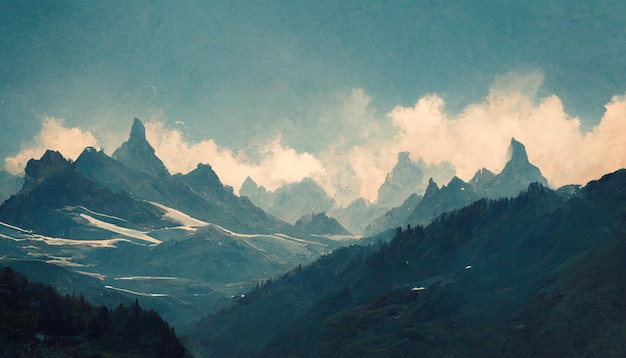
[[0, 118, 624, 357]]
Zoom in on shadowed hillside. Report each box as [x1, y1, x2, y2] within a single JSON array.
[[0, 266, 189, 357], [185, 170, 626, 357]]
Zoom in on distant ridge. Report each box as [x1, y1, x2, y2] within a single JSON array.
[[187, 169, 626, 357], [364, 138, 549, 235], [471, 138, 548, 198], [294, 212, 352, 236], [240, 176, 335, 224]]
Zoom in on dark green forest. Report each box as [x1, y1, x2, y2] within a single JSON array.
[[186, 171, 626, 357], [0, 266, 189, 357]]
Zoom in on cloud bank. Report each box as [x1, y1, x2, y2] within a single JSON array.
[[143, 121, 326, 193], [4, 72, 626, 207], [377, 71, 626, 192], [4, 118, 99, 174]]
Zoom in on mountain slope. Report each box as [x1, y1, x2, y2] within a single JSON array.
[[0, 150, 171, 238], [76, 119, 296, 235], [240, 176, 335, 224], [365, 193, 422, 236], [294, 212, 352, 236], [405, 176, 478, 226], [376, 152, 454, 209], [0, 266, 189, 357], [186, 169, 626, 357], [471, 138, 548, 198], [366, 138, 548, 236]]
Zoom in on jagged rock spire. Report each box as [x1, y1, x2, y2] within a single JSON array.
[[423, 178, 440, 200], [112, 118, 170, 178], [129, 117, 147, 142], [499, 138, 547, 185], [509, 137, 529, 163]]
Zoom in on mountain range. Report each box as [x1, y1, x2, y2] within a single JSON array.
[[241, 138, 547, 236], [1, 117, 623, 356], [0, 118, 350, 328], [185, 169, 626, 357], [240, 176, 336, 224], [364, 138, 549, 236], [376, 152, 455, 209]]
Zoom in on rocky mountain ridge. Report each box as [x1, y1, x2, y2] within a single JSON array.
[[364, 138, 550, 235], [0, 118, 350, 330], [186, 169, 626, 357]]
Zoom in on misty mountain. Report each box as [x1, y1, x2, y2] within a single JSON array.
[[0, 119, 351, 331], [0, 170, 23, 204], [470, 137, 548, 198], [76, 118, 295, 235], [294, 212, 352, 236], [186, 169, 626, 357], [365, 193, 422, 236], [364, 138, 549, 236], [376, 152, 455, 209], [308, 151, 454, 236], [240, 176, 335, 224], [329, 198, 388, 235]]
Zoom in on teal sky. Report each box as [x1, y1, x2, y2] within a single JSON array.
[[1, 1, 625, 203]]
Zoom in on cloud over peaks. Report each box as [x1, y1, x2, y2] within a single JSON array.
[[4, 118, 99, 174], [143, 121, 325, 193], [382, 71, 626, 189]]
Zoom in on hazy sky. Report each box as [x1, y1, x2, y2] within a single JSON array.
[[1, 1, 625, 205]]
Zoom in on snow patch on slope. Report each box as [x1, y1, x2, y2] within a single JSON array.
[[79, 214, 161, 244], [149, 201, 209, 230]]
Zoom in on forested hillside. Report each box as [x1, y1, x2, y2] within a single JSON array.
[[0, 266, 189, 357], [186, 170, 626, 357]]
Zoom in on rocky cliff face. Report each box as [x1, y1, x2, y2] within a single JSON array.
[[112, 118, 170, 178], [367, 138, 550, 236], [22, 150, 70, 191], [471, 138, 548, 198], [376, 152, 455, 209]]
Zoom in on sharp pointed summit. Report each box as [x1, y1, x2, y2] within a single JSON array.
[[498, 137, 547, 187], [423, 178, 440, 200], [508, 137, 529, 163], [470, 138, 548, 198], [129, 117, 147, 142], [112, 118, 170, 178]]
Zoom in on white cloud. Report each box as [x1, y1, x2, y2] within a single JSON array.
[[143, 121, 326, 192], [376, 71, 626, 190], [5, 72, 625, 208], [4, 117, 99, 174]]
